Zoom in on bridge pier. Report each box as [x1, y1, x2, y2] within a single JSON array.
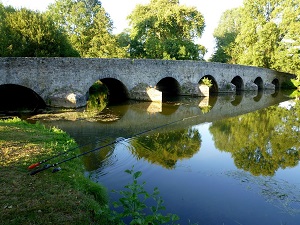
[[218, 80, 236, 93], [46, 89, 87, 108], [128, 84, 162, 102], [264, 82, 276, 90]]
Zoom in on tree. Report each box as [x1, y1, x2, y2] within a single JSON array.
[[127, 0, 206, 60], [0, 4, 78, 57], [272, 0, 300, 79], [226, 0, 300, 80], [210, 8, 241, 63], [47, 0, 127, 58]]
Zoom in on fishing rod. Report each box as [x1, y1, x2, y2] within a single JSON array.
[[28, 135, 111, 170], [29, 115, 199, 176]]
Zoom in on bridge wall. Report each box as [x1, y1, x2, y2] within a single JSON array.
[[0, 57, 295, 108]]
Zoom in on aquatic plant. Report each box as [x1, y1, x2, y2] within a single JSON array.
[[101, 166, 180, 224]]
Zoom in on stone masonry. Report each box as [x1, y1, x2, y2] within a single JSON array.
[[0, 57, 295, 108]]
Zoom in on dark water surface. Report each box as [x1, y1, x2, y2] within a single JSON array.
[[35, 92, 300, 225]]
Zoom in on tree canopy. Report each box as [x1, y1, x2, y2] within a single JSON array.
[[0, 3, 78, 57], [212, 0, 300, 80], [126, 0, 206, 60], [210, 8, 241, 63], [46, 0, 127, 58]]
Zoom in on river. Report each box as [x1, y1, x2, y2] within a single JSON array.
[[28, 91, 300, 225]]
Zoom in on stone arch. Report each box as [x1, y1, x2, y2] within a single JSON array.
[[231, 76, 244, 92], [0, 84, 45, 112], [272, 78, 280, 89], [156, 77, 181, 100], [254, 77, 264, 90], [99, 78, 129, 103], [199, 75, 218, 93]]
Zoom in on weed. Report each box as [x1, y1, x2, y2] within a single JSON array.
[[101, 166, 180, 225]]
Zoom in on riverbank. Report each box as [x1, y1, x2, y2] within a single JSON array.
[[0, 118, 108, 225]]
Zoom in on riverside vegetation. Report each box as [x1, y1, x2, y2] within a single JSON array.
[[0, 118, 107, 225], [0, 118, 180, 225]]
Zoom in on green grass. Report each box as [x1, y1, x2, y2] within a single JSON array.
[[0, 118, 108, 225]]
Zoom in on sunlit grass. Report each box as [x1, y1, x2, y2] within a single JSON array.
[[0, 118, 108, 225]]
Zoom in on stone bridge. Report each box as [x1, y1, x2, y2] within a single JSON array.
[[0, 57, 294, 108]]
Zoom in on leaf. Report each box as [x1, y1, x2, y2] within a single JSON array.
[[133, 171, 142, 179]]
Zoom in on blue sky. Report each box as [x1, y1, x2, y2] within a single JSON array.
[[1, 0, 243, 58]]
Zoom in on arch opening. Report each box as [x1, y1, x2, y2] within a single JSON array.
[[199, 75, 218, 94], [254, 77, 264, 90], [272, 78, 280, 90], [156, 77, 181, 101], [231, 76, 244, 93], [0, 84, 46, 113], [99, 78, 129, 104]]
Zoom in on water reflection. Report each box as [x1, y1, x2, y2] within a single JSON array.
[[130, 128, 201, 169], [30, 92, 300, 224], [31, 91, 298, 177], [209, 100, 300, 176]]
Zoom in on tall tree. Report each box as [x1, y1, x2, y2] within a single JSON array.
[[127, 0, 206, 60], [272, 0, 300, 79], [47, 0, 127, 58], [210, 8, 241, 63], [229, 0, 281, 67], [227, 0, 300, 80], [0, 4, 78, 57]]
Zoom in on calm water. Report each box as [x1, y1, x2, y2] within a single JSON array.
[[34, 91, 300, 225]]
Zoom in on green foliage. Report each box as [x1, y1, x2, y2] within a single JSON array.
[[200, 105, 212, 114], [201, 77, 213, 87], [217, 0, 300, 79], [127, 0, 206, 60], [209, 100, 300, 176], [0, 3, 78, 57], [210, 8, 241, 63], [101, 167, 180, 225], [291, 77, 300, 88], [130, 128, 201, 169], [0, 118, 108, 224], [87, 80, 108, 112], [46, 0, 127, 58]]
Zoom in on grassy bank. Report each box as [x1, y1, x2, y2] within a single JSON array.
[[0, 118, 108, 225]]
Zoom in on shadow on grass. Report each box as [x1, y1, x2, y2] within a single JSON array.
[[0, 118, 108, 225]]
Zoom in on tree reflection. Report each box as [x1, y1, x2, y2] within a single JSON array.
[[209, 100, 300, 176], [87, 81, 108, 112], [130, 128, 201, 169]]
